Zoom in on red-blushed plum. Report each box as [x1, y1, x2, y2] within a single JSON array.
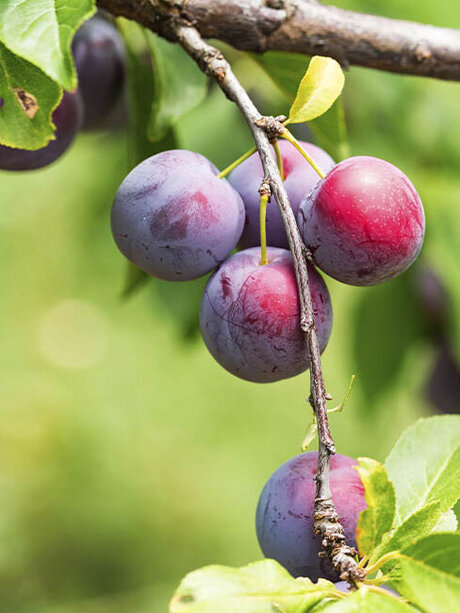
[[72, 16, 125, 130], [199, 247, 332, 383], [0, 92, 82, 171], [298, 156, 425, 286], [228, 140, 335, 249], [111, 150, 245, 281], [256, 452, 366, 581]]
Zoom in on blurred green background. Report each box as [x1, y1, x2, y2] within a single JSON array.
[[1, 1, 459, 611]]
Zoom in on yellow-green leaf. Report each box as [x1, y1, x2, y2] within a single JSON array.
[[288, 56, 344, 124], [355, 457, 396, 558]]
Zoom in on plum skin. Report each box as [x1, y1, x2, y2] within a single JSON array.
[[0, 92, 82, 171], [199, 247, 332, 383], [256, 452, 366, 581], [72, 16, 125, 130], [228, 140, 335, 249], [298, 156, 425, 286], [111, 150, 245, 281]]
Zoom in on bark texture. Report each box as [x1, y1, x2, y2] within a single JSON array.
[[98, 0, 460, 81]]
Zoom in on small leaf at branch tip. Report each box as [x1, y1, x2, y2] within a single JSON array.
[[288, 56, 345, 124], [328, 374, 356, 413]]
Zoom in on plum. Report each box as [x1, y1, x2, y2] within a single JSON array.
[[256, 452, 366, 580], [72, 16, 125, 130], [298, 156, 425, 286], [426, 344, 460, 415], [199, 247, 332, 383], [0, 92, 82, 171], [228, 140, 335, 249], [111, 150, 245, 281]]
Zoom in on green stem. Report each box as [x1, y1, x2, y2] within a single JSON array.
[[259, 193, 269, 265], [217, 145, 257, 178], [365, 585, 403, 602], [273, 139, 285, 180], [364, 552, 401, 576], [281, 129, 326, 179]]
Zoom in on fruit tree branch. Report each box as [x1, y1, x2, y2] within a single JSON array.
[[98, 0, 460, 81], [147, 14, 365, 583]]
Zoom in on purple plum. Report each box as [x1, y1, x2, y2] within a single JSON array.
[[228, 140, 335, 249], [199, 247, 332, 383], [72, 16, 125, 130], [298, 156, 425, 286], [0, 92, 82, 171], [111, 150, 245, 281], [256, 452, 366, 580]]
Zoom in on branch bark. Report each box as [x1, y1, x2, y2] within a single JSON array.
[[129, 10, 365, 582], [98, 0, 460, 81]]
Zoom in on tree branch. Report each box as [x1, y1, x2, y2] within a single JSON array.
[[98, 0, 460, 81], [132, 11, 364, 582]]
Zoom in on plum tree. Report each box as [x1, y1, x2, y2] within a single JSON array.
[[228, 140, 335, 249], [111, 150, 245, 281], [199, 247, 332, 383], [256, 452, 366, 580], [0, 92, 82, 171], [298, 156, 425, 286], [72, 16, 125, 130]]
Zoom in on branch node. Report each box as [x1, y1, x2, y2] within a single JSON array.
[[259, 180, 271, 198], [254, 115, 285, 141]]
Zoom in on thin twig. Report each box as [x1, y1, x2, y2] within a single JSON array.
[[169, 20, 364, 583]]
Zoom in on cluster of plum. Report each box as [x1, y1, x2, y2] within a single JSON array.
[[110, 141, 424, 583], [0, 15, 125, 171], [111, 141, 425, 384]]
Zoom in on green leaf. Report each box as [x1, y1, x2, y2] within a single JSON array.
[[433, 509, 458, 533], [146, 32, 207, 142], [121, 263, 149, 299], [118, 18, 178, 166], [288, 56, 344, 124], [153, 275, 209, 341], [169, 559, 338, 613], [0, 41, 61, 148], [352, 274, 425, 403], [385, 415, 460, 525], [252, 51, 349, 161], [371, 501, 444, 563], [0, 0, 94, 91], [321, 588, 414, 612], [389, 534, 460, 613], [310, 100, 350, 162], [355, 458, 396, 558]]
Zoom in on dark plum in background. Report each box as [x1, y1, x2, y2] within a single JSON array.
[[0, 92, 82, 171], [111, 150, 245, 281], [426, 344, 460, 415], [229, 140, 334, 249], [256, 452, 366, 580], [200, 247, 332, 383], [72, 16, 125, 130], [298, 156, 425, 286]]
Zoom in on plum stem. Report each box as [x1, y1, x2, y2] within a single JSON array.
[[273, 140, 285, 181], [217, 145, 256, 178], [259, 189, 269, 266], [165, 18, 365, 586], [281, 129, 326, 179]]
